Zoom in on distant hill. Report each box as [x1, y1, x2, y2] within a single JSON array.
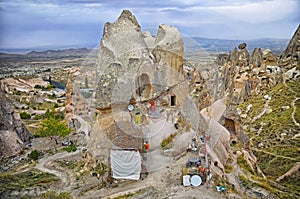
[[25, 48, 93, 58], [0, 37, 289, 59], [0, 48, 97, 63], [188, 37, 289, 54]]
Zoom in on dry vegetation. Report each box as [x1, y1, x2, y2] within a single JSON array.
[[238, 79, 300, 198]]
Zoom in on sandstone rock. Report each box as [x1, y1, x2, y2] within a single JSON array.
[[263, 95, 271, 100], [200, 100, 231, 173], [0, 130, 23, 161], [281, 106, 290, 110], [236, 107, 242, 115], [238, 46, 250, 70], [95, 10, 184, 108], [242, 149, 257, 172], [250, 48, 262, 68], [216, 54, 228, 66], [265, 108, 272, 114], [238, 43, 247, 50], [261, 49, 277, 69], [236, 150, 242, 156], [279, 25, 300, 71], [284, 67, 300, 79], [240, 114, 247, 118], [227, 47, 239, 66], [0, 84, 31, 161], [246, 104, 252, 113]]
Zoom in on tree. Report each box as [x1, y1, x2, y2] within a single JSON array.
[[37, 117, 71, 138]]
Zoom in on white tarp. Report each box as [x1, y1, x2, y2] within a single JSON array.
[[110, 150, 141, 180]]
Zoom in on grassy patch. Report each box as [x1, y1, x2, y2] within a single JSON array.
[[0, 169, 59, 192], [111, 188, 147, 199], [55, 160, 78, 170], [224, 164, 234, 174], [39, 190, 72, 199], [238, 94, 266, 119], [255, 151, 298, 178], [161, 133, 176, 150], [237, 155, 255, 175], [238, 79, 300, 195]]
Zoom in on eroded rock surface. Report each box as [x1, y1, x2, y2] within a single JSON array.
[[279, 25, 300, 71], [0, 83, 31, 161], [95, 10, 184, 108], [220, 43, 281, 106]]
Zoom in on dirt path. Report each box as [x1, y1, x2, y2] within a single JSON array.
[[252, 148, 297, 161], [251, 97, 271, 123], [291, 97, 300, 126], [81, 154, 226, 199], [35, 151, 81, 193], [283, 78, 299, 126], [276, 162, 300, 182]]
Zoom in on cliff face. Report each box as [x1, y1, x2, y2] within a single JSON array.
[[95, 10, 184, 108], [0, 83, 31, 160], [279, 25, 300, 71]]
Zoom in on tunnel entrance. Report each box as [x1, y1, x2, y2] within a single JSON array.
[[224, 118, 236, 135]]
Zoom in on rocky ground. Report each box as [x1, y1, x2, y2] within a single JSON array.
[[0, 136, 228, 199]]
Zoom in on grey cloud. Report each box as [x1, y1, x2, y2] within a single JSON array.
[[0, 0, 299, 49]]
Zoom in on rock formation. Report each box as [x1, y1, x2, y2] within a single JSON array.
[[220, 42, 281, 106], [95, 10, 184, 109], [215, 42, 284, 176], [279, 25, 300, 71], [0, 83, 31, 161], [64, 76, 74, 121]]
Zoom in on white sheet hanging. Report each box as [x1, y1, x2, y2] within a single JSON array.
[[110, 150, 141, 180]]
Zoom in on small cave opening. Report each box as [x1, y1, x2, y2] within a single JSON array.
[[135, 73, 152, 99], [224, 118, 236, 135], [170, 95, 176, 106]]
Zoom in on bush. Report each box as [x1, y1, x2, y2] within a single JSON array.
[[29, 150, 39, 160], [64, 144, 77, 153], [34, 114, 42, 120], [20, 112, 31, 119], [34, 84, 42, 89], [54, 103, 59, 108], [161, 133, 175, 149]]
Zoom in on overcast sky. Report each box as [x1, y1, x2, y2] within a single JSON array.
[[0, 0, 299, 50]]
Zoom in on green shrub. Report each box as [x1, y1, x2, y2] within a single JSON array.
[[161, 133, 175, 149], [29, 150, 39, 160], [34, 84, 42, 89], [33, 114, 42, 120], [20, 112, 31, 119], [64, 144, 77, 153], [224, 164, 234, 173]]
